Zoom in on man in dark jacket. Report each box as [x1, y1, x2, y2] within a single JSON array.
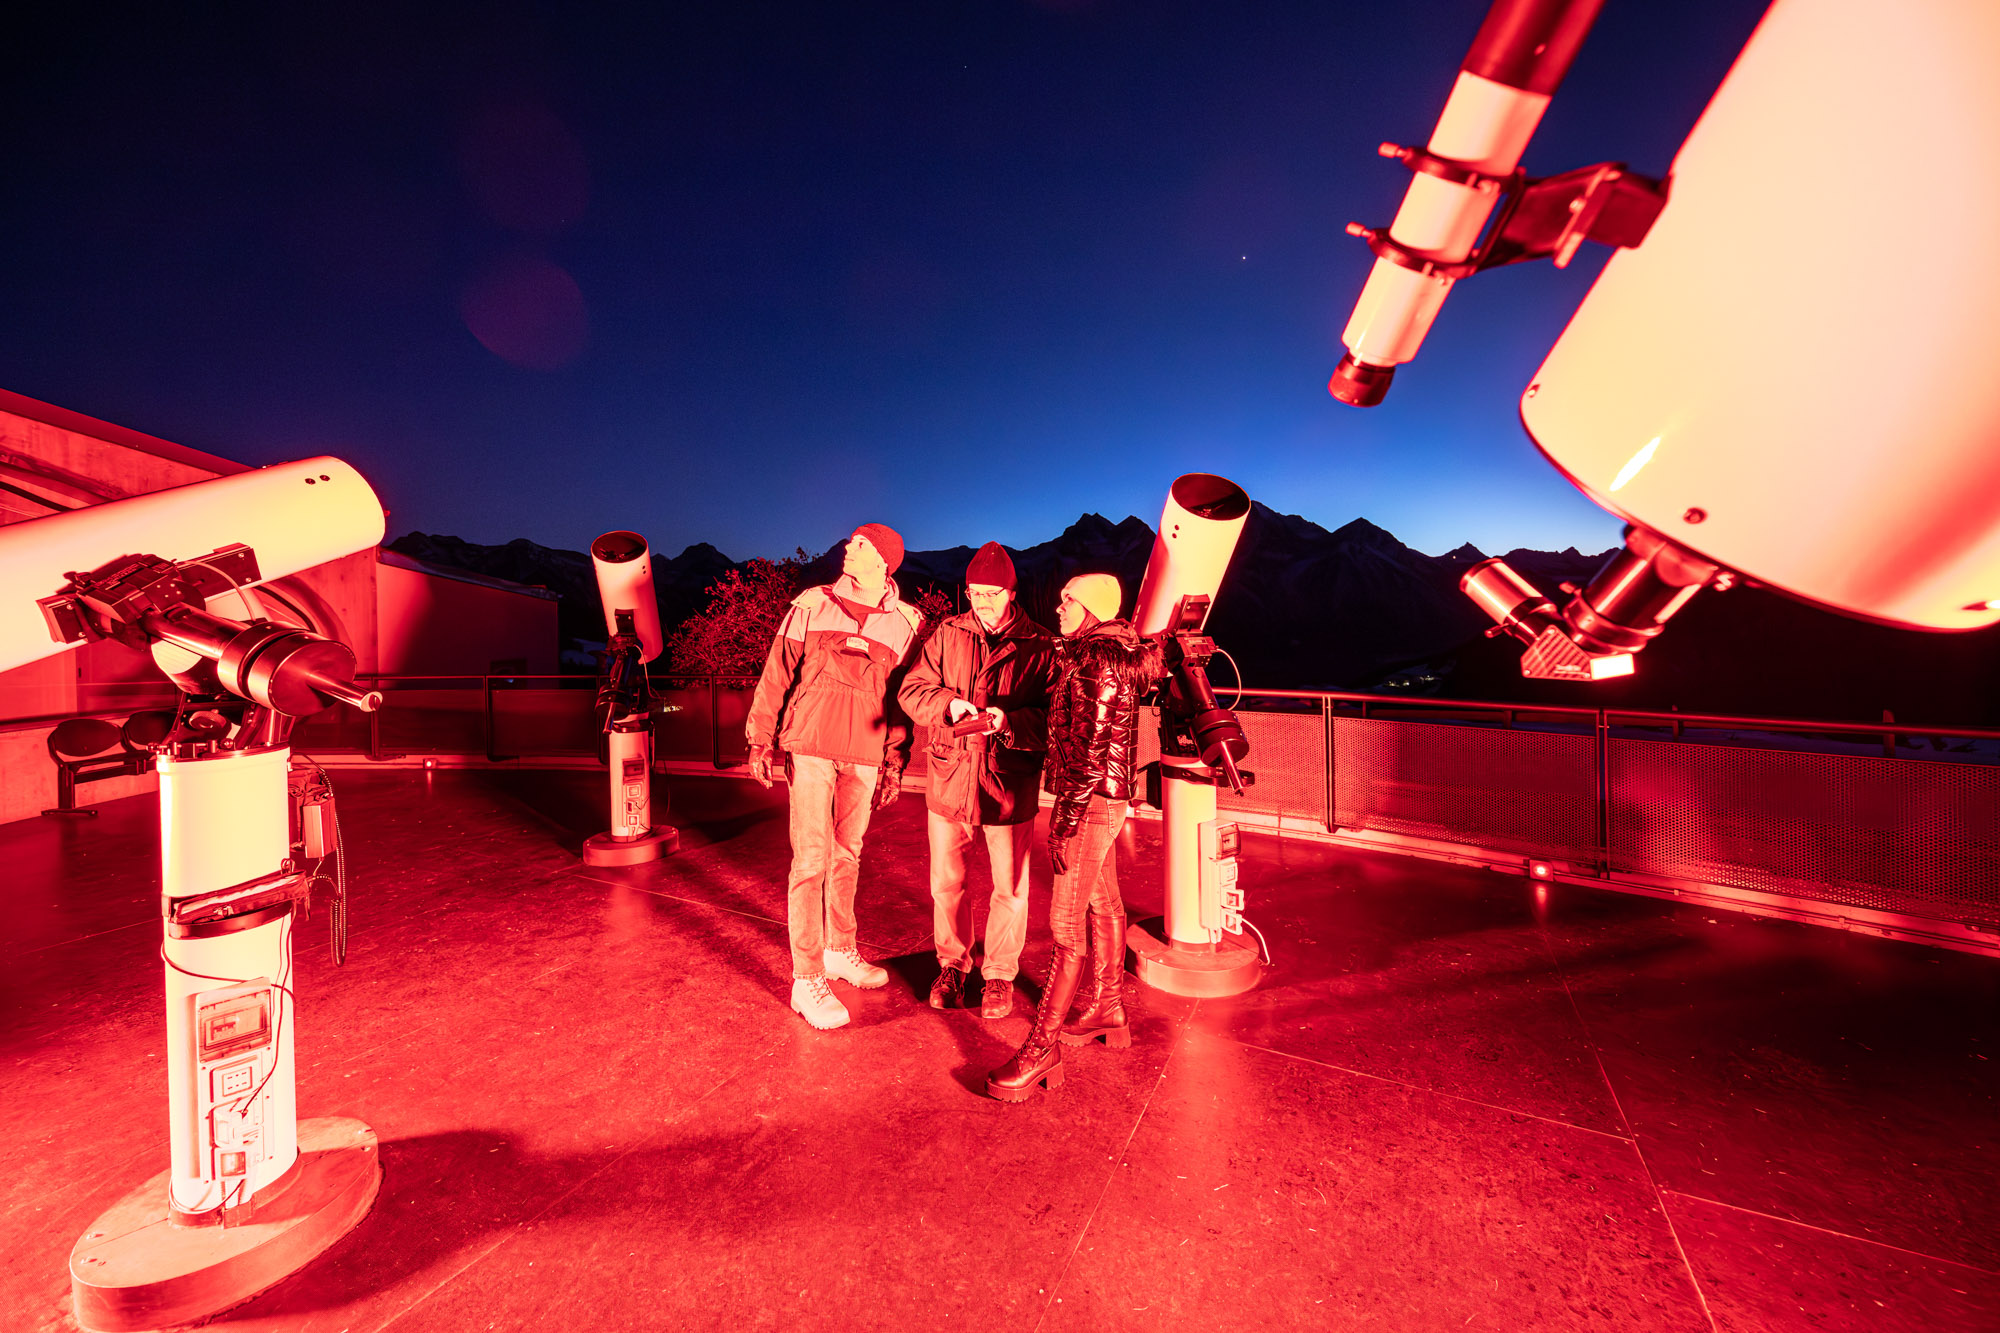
[[897, 542, 1057, 1019], [747, 523, 923, 1031]]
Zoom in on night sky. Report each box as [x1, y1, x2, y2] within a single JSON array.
[[4, 0, 1769, 562]]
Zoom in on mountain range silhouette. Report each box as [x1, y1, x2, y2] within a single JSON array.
[[389, 503, 2000, 726]]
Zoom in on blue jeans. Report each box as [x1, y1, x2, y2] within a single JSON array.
[[1048, 796, 1126, 951], [928, 811, 1033, 981], [785, 754, 878, 977]]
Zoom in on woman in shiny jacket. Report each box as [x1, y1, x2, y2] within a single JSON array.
[[987, 573, 1163, 1102]]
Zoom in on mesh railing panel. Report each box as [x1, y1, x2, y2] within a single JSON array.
[[373, 684, 485, 753], [1334, 716, 1600, 862], [1608, 738, 2000, 929], [281, 673, 2000, 938], [490, 685, 596, 756], [1135, 706, 1327, 823], [1220, 710, 1326, 822]]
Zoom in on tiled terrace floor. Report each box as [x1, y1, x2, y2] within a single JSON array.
[[2, 768, 1996, 1332]]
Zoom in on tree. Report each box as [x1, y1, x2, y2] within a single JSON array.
[[667, 554, 958, 676], [665, 551, 806, 675], [908, 585, 953, 646]]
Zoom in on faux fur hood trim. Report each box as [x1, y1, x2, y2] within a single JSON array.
[[1060, 619, 1165, 688]]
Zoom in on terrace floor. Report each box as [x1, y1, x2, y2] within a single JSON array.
[[2, 767, 1997, 1332]]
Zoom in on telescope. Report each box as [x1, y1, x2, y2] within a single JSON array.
[[1127, 473, 1261, 999], [0, 458, 387, 1330], [582, 530, 677, 866], [1331, 0, 2000, 680]]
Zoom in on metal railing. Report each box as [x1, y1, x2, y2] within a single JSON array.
[[288, 675, 2000, 953], [288, 674, 764, 769]]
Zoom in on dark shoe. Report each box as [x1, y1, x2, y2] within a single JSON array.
[[929, 965, 970, 1010], [1062, 910, 1131, 1048], [979, 976, 1014, 1020], [987, 946, 1084, 1102]]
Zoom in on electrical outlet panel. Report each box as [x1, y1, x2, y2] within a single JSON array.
[[191, 979, 277, 1207]]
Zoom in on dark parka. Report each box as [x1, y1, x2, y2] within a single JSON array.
[[897, 604, 1058, 825]]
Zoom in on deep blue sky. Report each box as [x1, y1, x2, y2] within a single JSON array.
[[4, 0, 1768, 561]]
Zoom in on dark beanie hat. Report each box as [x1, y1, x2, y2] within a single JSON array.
[[964, 540, 1016, 590], [851, 522, 905, 574]]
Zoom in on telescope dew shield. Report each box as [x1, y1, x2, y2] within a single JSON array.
[[0, 457, 385, 675], [1135, 474, 1251, 637], [591, 530, 663, 663]]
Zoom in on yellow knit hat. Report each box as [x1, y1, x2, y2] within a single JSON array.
[[1062, 573, 1123, 624]]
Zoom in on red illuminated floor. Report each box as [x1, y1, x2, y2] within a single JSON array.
[[2, 768, 1996, 1332]]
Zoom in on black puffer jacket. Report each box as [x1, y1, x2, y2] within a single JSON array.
[[1043, 620, 1165, 838]]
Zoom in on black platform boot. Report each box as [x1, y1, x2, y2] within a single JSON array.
[[986, 944, 1083, 1102], [1061, 909, 1131, 1048]]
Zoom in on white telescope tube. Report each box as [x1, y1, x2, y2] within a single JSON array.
[[0, 457, 384, 674], [1134, 474, 1251, 636], [1521, 0, 2000, 632], [1331, 0, 1604, 406], [590, 530, 663, 663]]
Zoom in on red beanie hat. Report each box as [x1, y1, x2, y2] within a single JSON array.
[[964, 540, 1016, 590], [851, 522, 904, 574]]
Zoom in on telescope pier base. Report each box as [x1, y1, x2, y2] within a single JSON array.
[[69, 1116, 380, 1333], [583, 826, 678, 866], [1126, 918, 1260, 998]]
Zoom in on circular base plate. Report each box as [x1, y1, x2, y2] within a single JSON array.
[[70, 1116, 382, 1333], [582, 826, 679, 866], [1126, 919, 1262, 998]]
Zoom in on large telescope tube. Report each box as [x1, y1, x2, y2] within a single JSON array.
[[0, 457, 384, 675], [1520, 0, 2000, 636], [1330, 0, 1604, 406]]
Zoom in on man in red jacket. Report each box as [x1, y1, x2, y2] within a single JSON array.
[[746, 523, 923, 1031], [897, 542, 1058, 1019]]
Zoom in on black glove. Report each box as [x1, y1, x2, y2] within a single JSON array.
[[873, 760, 904, 811], [1047, 827, 1071, 877], [747, 745, 775, 789]]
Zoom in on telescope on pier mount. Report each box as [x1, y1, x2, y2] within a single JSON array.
[[0, 457, 387, 1331]]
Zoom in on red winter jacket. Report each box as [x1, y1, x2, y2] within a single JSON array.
[[745, 575, 922, 768]]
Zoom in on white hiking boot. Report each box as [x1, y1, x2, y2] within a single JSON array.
[[790, 975, 850, 1030], [823, 946, 889, 989]]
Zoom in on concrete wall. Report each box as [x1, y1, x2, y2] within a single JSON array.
[[377, 559, 558, 675]]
